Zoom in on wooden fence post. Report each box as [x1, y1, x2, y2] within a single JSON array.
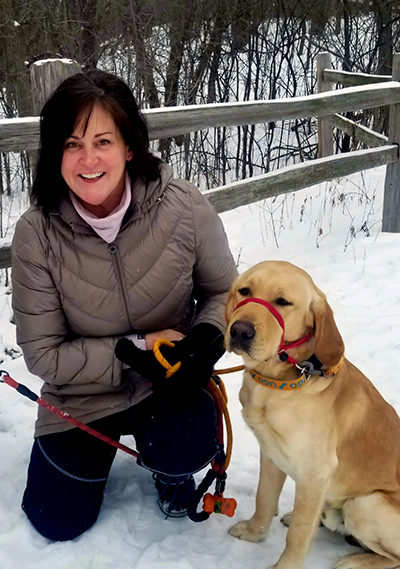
[[28, 58, 81, 174], [382, 53, 400, 233], [317, 52, 333, 157], [30, 58, 81, 115]]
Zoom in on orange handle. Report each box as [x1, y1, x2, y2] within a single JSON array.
[[203, 493, 237, 517], [153, 338, 182, 378]]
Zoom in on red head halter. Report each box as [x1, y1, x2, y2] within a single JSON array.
[[233, 297, 312, 364]]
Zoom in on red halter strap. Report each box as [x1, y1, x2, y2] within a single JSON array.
[[233, 297, 312, 364]]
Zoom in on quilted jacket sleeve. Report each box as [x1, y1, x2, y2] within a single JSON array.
[[189, 185, 238, 332], [11, 215, 121, 387]]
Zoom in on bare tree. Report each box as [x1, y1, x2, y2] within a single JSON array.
[[0, 0, 32, 116]]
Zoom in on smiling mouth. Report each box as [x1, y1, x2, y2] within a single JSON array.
[[79, 173, 105, 180]]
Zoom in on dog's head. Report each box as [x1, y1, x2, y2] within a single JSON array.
[[225, 261, 344, 370]]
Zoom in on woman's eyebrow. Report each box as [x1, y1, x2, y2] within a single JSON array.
[[94, 131, 113, 138], [67, 131, 114, 140]]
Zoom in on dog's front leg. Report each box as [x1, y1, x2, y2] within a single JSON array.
[[229, 451, 286, 542], [268, 477, 330, 569]]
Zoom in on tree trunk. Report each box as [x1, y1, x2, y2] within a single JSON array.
[[0, 0, 32, 116], [372, 0, 393, 134], [66, 0, 98, 69], [128, 0, 160, 108]]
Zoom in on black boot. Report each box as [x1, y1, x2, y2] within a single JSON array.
[[154, 474, 195, 518]]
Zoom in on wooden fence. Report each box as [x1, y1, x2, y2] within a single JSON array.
[[0, 54, 399, 268]]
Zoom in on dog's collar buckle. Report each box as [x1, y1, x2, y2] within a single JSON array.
[[296, 354, 345, 378], [296, 360, 323, 379]]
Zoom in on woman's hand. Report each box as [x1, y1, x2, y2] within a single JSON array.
[[145, 329, 185, 350], [115, 324, 225, 400]]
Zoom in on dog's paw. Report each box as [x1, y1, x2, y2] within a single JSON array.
[[280, 511, 292, 527], [228, 519, 267, 542]]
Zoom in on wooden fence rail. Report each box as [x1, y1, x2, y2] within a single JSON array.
[[208, 145, 398, 213], [331, 114, 388, 148], [0, 54, 400, 269], [1, 81, 400, 153], [323, 69, 392, 86]]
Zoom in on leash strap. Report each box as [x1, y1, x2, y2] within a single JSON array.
[[0, 371, 139, 458], [0, 367, 237, 521]]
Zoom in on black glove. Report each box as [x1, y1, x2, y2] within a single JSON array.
[[115, 323, 224, 399]]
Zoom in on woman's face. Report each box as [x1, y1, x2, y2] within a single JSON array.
[[61, 104, 133, 218]]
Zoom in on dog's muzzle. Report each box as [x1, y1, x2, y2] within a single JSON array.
[[230, 297, 312, 364]]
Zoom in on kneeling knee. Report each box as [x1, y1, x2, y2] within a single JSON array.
[[22, 493, 97, 541]]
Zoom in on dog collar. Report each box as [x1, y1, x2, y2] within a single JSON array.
[[249, 369, 309, 390], [249, 354, 345, 392]]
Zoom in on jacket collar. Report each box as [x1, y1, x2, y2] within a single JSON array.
[[53, 161, 175, 235]]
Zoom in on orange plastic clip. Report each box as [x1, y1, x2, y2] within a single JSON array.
[[203, 493, 237, 517]]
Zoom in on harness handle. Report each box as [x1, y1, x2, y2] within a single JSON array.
[[153, 338, 182, 378]]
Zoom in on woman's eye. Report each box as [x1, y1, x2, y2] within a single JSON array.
[[98, 139, 110, 146], [276, 297, 292, 306], [238, 287, 251, 296], [64, 141, 78, 149]]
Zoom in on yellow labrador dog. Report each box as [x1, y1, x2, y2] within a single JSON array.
[[225, 261, 400, 569]]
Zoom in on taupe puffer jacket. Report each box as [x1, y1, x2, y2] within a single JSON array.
[[11, 163, 238, 437]]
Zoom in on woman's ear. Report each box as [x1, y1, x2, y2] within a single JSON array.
[[311, 291, 345, 367], [126, 149, 133, 161]]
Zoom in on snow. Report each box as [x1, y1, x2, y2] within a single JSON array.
[[0, 165, 399, 569], [0, 116, 39, 126], [32, 58, 76, 67]]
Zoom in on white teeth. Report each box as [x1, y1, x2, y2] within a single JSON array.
[[80, 173, 104, 179]]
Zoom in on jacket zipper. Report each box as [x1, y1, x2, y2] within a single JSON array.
[[108, 243, 133, 331]]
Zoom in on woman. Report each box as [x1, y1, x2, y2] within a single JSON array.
[[11, 69, 238, 541]]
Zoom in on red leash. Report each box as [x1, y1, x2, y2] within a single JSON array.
[[0, 370, 139, 458], [1, 369, 237, 521]]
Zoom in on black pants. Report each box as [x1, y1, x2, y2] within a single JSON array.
[[22, 390, 217, 541]]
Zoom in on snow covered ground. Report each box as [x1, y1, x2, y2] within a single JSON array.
[[0, 165, 399, 569]]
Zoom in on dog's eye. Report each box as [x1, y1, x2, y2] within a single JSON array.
[[238, 287, 251, 296], [276, 297, 292, 306]]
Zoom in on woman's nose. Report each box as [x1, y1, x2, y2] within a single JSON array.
[[80, 147, 98, 166]]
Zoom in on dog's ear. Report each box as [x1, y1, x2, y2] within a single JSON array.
[[225, 275, 241, 323], [311, 293, 345, 367]]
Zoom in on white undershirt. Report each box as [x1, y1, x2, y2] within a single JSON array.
[[69, 172, 131, 244]]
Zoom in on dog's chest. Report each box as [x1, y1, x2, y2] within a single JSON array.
[[242, 401, 307, 479]]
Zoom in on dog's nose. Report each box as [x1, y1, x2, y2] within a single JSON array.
[[230, 320, 255, 347]]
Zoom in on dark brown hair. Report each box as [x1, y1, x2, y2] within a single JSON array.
[[31, 69, 161, 213]]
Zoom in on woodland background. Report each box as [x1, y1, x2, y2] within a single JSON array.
[[1, 0, 400, 198]]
